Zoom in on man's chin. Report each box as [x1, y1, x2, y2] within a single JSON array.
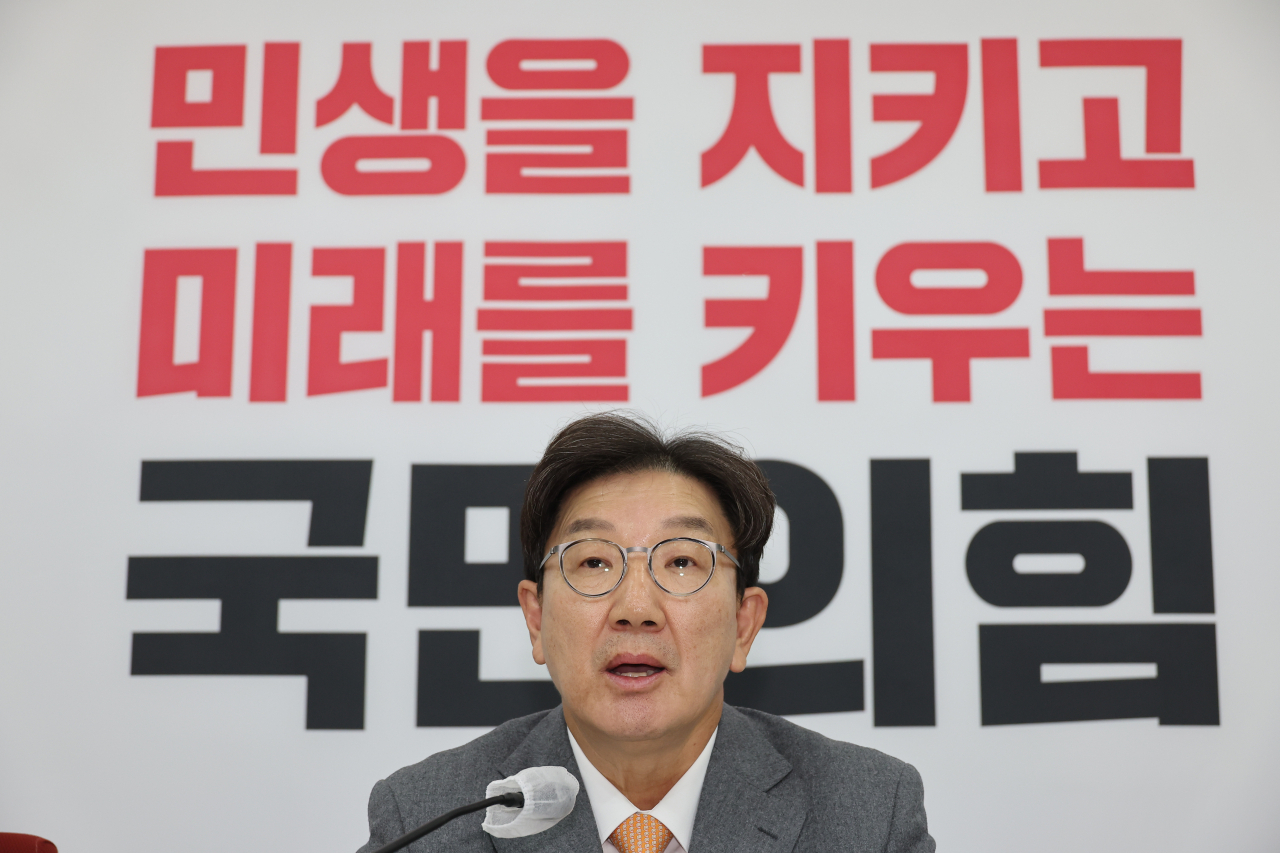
[[596, 717, 675, 744], [572, 693, 714, 745]]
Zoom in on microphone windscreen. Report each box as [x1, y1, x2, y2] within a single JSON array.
[[482, 766, 580, 838]]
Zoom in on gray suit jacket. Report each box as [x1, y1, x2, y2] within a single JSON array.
[[357, 704, 935, 853]]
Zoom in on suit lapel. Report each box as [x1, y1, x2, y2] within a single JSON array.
[[488, 707, 602, 853], [687, 706, 808, 853], [487, 704, 807, 853]]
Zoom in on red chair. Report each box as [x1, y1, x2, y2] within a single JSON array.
[[0, 835, 57, 853]]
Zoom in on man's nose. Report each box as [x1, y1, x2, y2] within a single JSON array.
[[610, 551, 666, 629]]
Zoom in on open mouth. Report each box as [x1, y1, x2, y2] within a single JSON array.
[[605, 654, 667, 681], [608, 663, 665, 678]]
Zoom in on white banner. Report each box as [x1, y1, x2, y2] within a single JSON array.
[[2, 1, 1279, 851]]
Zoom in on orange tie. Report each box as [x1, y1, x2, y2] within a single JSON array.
[[609, 812, 674, 853]]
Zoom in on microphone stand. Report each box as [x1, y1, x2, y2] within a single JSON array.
[[369, 792, 525, 853]]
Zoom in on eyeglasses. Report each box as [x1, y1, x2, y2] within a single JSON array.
[[538, 537, 741, 597]]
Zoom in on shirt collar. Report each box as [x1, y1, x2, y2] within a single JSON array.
[[568, 726, 718, 852]]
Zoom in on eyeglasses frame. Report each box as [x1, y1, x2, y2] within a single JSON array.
[[538, 536, 742, 598]]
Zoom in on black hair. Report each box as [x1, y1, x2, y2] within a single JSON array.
[[520, 411, 775, 597]]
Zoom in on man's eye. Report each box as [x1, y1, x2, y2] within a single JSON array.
[[584, 558, 610, 570]]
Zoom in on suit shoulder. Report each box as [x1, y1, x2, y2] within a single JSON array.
[[382, 709, 552, 795], [727, 706, 934, 850], [358, 711, 559, 852], [729, 705, 916, 786]]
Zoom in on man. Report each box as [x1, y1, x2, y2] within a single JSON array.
[[358, 412, 935, 852]]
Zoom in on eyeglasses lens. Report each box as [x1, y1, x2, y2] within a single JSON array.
[[561, 540, 625, 595], [650, 539, 715, 594], [560, 539, 716, 596]]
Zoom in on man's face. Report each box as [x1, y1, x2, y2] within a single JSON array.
[[517, 469, 768, 748]]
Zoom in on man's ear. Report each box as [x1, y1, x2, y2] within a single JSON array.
[[517, 579, 547, 666], [730, 586, 768, 673]]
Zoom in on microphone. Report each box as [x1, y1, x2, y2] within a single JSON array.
[[368, 766, 579, 853], [481, 765, 580, 838]]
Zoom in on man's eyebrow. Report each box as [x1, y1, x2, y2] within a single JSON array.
[[662, 515, 717, 536], [563, 517, 617, 536]]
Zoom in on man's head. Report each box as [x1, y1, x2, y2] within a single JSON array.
[[516, 412, 774, 748]]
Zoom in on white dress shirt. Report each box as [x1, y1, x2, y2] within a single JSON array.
[[567, 727, 718, 853]]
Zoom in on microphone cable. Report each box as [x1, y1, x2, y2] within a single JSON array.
[[369, 791, 525, 853]]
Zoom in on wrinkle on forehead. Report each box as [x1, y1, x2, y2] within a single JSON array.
[[563, 517, 618, 537], [550, 471, 733, 550], [660, 515, 716, 536], [561, 514, 716, 540]]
